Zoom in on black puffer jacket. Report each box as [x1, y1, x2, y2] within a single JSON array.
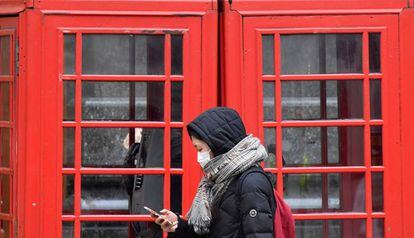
[[169, 107, 275, 238]]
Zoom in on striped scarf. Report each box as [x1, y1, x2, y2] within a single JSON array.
[[186, 135, 268, 234]]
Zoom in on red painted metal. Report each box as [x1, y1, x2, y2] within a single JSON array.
[[0, 0, 412, 237], [400, 9, 414, 238], [229, 0, 406, 14], [36, 8, 216, 237], [0, 1, 25, 15], [0, 16, 17, 238], [238, 13, 401, 238]]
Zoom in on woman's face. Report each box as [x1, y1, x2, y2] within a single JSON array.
[[191, 136, 213, 156]]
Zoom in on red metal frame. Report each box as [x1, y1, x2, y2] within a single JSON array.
[[400, 9, 414, 238], [229, 0, 405, 15], [35, 9, 217, 238], [0, 17, 16, 238], [238, 14, 401, 238]]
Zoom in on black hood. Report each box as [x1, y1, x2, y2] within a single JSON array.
[[186, 107, 247, 157]]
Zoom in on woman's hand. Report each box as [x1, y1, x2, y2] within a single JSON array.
[[154, 209, 178, 232]]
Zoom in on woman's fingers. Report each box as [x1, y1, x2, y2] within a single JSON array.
[[159, 209, 170, 215]]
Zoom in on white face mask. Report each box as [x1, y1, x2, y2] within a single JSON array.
[[197, 151, 211, 168]]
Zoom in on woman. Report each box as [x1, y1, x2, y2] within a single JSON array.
[[155, 107, 275, 238]]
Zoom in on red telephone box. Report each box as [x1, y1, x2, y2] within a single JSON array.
[[0, 0, 413, 237]]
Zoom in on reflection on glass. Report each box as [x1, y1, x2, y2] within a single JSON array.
[[263, 82, 275, 121], [82, 128, 164, 168], [264, 128, 276, 168], [281, 34, 362, 74], [295, 220, 323, 238], [370, 80, 382, 119], [63, 128, 75, 167], [81, 175, 163, 214], [281, 80, 363, 120], [284, 173, 365, 212], [62, 175, 74, 214], [372, 173, 384, 212], [63, 81, 75, 121], [373, 219, 384, 238], [171, 175, 182, 213], [0, 128, 10, 168], [171, 82, 183, 122], [0, 82, 10, 121], [369, 33, 381, 73], [262, 35, 275, 75], [328, 174, 340, 209], [171, 129, 182, 168], [327, 127, 339, 164], [283, 127, 364, 166], [0, 221, 10, 238], [283, 127, 321, 166], [82, 34, 164, 75], [82, 81, 164, 121], [62, 222, 74, 238], [64, 34, 76, 74], [0, 175, 10, 213], [171, 35, 183, 75], [0, 36, 10, 75], [295, 219, 366, 238], [82, 222, 162, 238], [371, 126, 383, 166], [329, 220, 366, 238]]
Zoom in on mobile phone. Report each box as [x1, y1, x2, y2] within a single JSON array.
[[144, 206, 177, 227], [144, 206, 161, 217]]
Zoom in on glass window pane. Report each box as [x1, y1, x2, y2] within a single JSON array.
[[281, 34, 362, 74], [0, 221, 10, 238], [171, 175, 182, 213], [171, 128, 182, 168], [82, 128, 164, 168], [372, 172, 384, 212], [82, 81, 164, 121], [263, 82, 275, 121], [262, 35, 275, 75], [171, 82, 183, 122], [371, 126, 383, 166], [135, 35, 164, 75], [284, 173, 365, 212], [0, 128, 10, 168], [283, 127, 364, 166], [62, 222, 74, 238], [295, 220, 323, 238], [264, 127, 276, 168], [63, 81, 75, 121], [82, 34, 164, 75], [82, 221, 162, 238], [0, 175, 10, 213], [370, 79, 382, 119], [283, 127, 321, 166], [63, 128, 75, 168], [373, 219, 384, 238], [329, 220, 366, 238], [327, 127, 339, 164], [369, 33, 381, 73], [282, 80, 363, 120], [64, 34, 76, 74], [62, 175, 74, 214], [328, 174, 340, 209], [0, 36, 10, 75], [0, 82, 10, 121], [171, 35, 183, 75], [81, 175, 163, 214]]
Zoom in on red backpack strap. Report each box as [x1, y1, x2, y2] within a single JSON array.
[[273, 190, 296, 238]]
